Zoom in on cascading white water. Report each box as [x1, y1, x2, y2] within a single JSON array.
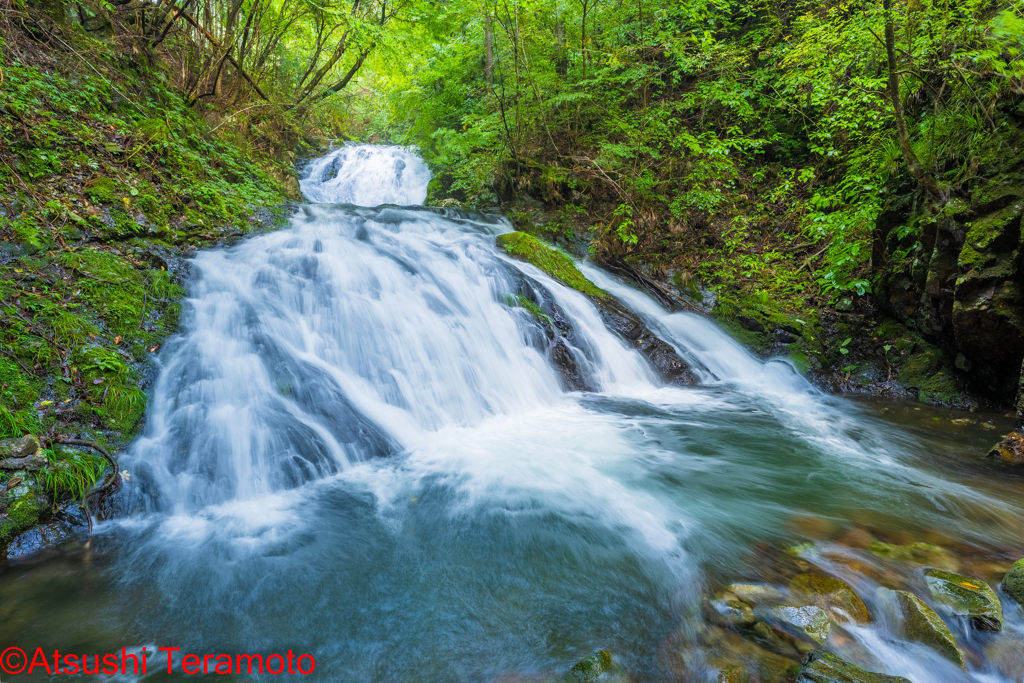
[[24, 144, 1017, 683], [299, 144, 432, 205]]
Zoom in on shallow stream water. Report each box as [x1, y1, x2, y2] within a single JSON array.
[[1, 145, 1022, 682]]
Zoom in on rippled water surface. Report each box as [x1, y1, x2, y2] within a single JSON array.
[[1, 144, 1022, 682]]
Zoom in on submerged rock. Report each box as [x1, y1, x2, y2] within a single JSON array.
[[728, 583, 788, 607], [795, 651, 912, 683], [1003, 559, 1024, 604], [925, 568, 1003, 630], [562, 650, 628, 683], [892, 590, 966, 669], [755, 605, 831, 645], [706, 591, 756, 627], [789, 574, 871, 625], [987, 431, 1024, 465], [867, 541, 959, 571]]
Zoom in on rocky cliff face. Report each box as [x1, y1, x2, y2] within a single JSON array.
[[878, 128, 1024, 420]]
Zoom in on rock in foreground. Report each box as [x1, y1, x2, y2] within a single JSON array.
[[925, 569, 1003, 631], [1003, 559, 1024, 605], [892, 590, 965, 669], [789, 573, 870, 624], [796, 651, 913, 683]]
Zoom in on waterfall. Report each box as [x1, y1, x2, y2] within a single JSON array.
[[89, 143, 1023, 683]]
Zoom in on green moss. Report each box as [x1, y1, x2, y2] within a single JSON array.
[[918, 370, 961, 405], [505, 294, 551, 325], [894, 590, 966, 669], [787, 351, 810, 374], [496, 232, 607, 299], [898, 347, 945, 388], [0, 488, 44, 543], [1004, 559, 1024, 605], [84, 177, 116, 204], [876, 319, 907, 340]]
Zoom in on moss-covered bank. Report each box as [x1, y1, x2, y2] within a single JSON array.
[[0, 14, 294, 559]]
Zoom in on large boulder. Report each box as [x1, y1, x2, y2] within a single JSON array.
[[891, 590, 965, 669], [925, 569, 1003, 631], [789, 574, 871, 625], [1003, 559, 1024, 605], [795, 651, 912, 683]]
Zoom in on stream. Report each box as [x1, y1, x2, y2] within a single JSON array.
[[1, 144, 1023, 682]]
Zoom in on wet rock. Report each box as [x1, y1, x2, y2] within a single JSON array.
[[986, 431, 1024, 465], [789, 574, 871, 625], [592, 297, 698, 385], [795, 651, 912, 683], [4, 516, 81, 560], [0, 435, 46, 470], [867, 541, 959, 571], [925, 568, 1003, 630], [728, 583, 788, 607], [755, 605, 831, 645], [706, 591, 756, 627], [497, 232, 698, 385], [1003, 559, 1024, 604], [891, 590, 965, 668], [562, 650, 628, 683]]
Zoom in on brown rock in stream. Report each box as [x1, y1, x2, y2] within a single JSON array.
[[987, 431, 1024, 465]]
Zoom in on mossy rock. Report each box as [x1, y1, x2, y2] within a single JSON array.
[[789, 574, 870, 624], [925, 568, 1003, 631], [893, 590, 965, 669], [795, 651, 912, 683], [1002, 559, 1024, 604], [563, 650, 628, 683], [84, 177, 116, 204], [496, 232, 607, 299]]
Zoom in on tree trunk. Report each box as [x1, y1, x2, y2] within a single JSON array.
[[484, 13, 493, 83], [882, 0, 942, 199]]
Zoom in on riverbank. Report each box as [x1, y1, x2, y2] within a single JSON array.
[[0, 9, 298, 557]]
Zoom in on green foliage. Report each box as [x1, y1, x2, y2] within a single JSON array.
[[40, 447, 104, 503], [365, 0, 1024, 302]]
